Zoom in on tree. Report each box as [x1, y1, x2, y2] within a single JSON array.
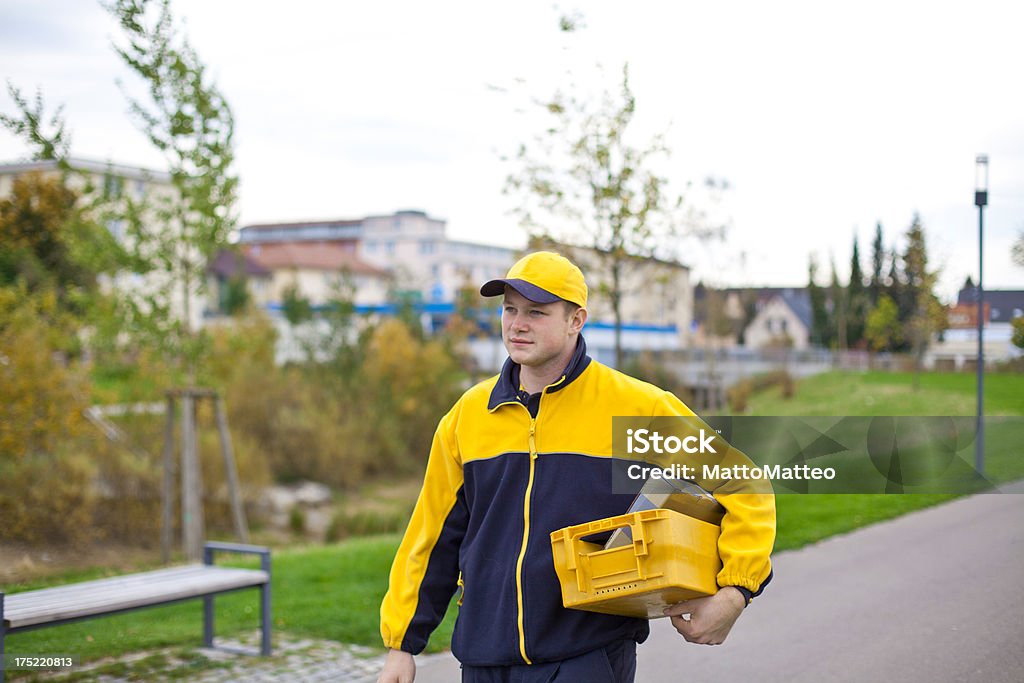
[[0, 172, 123, 305], [1013, 230, 1024, 269], [0, 85, 71, 164], [506, 64, 704, 367], [828, 257, 847, 349], [281, 284, 313, 327], [886, 243, 905, 335], [869, 222, 885, 306], [807, 255, 829, 347], [865, 294, 901, 352], [3, 0, 238, 383], [1012, 317, 1024, 350], [901, 215, 946, 388], [847, 234, 869, 348], [105, 0, 238, 380]]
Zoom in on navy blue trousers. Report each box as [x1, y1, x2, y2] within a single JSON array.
[[461, 639, 636, 683]]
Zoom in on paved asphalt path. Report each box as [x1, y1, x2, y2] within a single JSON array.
[[408, 483, 1024, 683]]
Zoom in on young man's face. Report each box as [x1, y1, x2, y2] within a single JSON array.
[[501, 287, 585, 371]]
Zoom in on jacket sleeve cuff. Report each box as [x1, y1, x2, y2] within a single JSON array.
[[383, 638, 420, 655], [723, 568, 773, 607]]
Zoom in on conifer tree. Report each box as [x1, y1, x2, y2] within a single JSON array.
[[869, 222, 885, 306], [828, 257, 847, 349], [901, 215, 946, 387], [807, 255, 830, 347], [847, 234, 869, 348]]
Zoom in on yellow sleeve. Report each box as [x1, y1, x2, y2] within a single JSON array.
[[652, 392, 776, 595], [379, 405, 467, 652]]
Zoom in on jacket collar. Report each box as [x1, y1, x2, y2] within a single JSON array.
[[487, 335, 592, 411]]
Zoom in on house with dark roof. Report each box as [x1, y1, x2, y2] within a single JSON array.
[[929, 283, 1024, 366], [692, 286, 813, 349], [206, 248, 273, 314], [956, 285, 1024, 325], [742, 288, 813, 350]]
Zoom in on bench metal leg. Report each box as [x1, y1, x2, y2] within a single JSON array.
[[203, 595, 214, 648], [202, 542, 272, 656], [260, 552, 272, 656]]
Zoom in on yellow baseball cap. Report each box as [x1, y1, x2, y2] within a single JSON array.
[[480, 251, 588, 309]]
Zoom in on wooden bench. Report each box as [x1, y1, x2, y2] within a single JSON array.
[[0, 542, 271, 681]]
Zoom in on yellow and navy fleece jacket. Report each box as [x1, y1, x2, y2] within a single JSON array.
[[380, 337, 775, 666]]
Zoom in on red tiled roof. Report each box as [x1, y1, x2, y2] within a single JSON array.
[[242, 242, 387, 276], [207, 248, 272, 278]]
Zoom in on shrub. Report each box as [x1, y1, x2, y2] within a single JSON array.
[[727, 370, 796, 414], [0, 287, 101, 544], [325, 504, 415, 543], [727, 380, 752, 413], [0, 450, 97, 545], [289, 507, 307, 535]]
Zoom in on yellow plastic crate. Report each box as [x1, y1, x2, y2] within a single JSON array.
[[549, 508, 721, 619]]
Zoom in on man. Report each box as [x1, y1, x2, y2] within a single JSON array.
[[378, 251, 774, 683]]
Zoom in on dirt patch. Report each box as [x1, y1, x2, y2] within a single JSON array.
[[0, 542, 163, 585]]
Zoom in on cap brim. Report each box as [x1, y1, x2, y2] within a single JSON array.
[[479, 278, 562, 304]]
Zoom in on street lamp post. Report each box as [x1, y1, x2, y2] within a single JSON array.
[[974, 154, 988, 475]]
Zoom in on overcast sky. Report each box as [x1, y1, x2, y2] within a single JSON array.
[[2, 0, 1022, 301]]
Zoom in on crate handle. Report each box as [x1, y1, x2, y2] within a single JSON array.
[[568, 513, 653, 556], [567, 513, 659, 592]]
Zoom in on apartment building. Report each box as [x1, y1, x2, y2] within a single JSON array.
[[238, 210, 514, 331], [237, 211, 698, 362]]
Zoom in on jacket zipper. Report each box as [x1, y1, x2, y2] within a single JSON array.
[[514, 416, 539, 664]]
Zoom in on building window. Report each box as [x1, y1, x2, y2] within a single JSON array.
[[384, 241, 395, 255], [420, 240, 436, 255], [107, 219, 125, 242], [103, 174, 123, 199], [134, 179, 146, 199]]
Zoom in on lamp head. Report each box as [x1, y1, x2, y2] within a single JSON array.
[[975, 154, 988, 207]]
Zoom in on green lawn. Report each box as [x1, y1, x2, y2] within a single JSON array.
[[755, 369, 1021, 562], [747, 370, 1023, 416], [4, 369, 1020, 677]]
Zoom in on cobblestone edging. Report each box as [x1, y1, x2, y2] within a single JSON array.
[[31, 632, 443, 683]]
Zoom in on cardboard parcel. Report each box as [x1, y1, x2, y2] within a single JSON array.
[[604, 477, 725, 549]]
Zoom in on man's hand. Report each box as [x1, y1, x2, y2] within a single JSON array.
[[377, 648, 415, 683], [663, 586, 746, 645]]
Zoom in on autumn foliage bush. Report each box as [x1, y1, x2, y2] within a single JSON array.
[[727, 370, 796, 414], [221, 316, 466, 489], [0, 288, 99, 544], [1, 293, 470, 545]]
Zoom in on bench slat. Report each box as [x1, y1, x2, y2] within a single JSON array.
[[5, 567, 225, 607], [4, 566, 268, 630], [6, 569, 267, 615]]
